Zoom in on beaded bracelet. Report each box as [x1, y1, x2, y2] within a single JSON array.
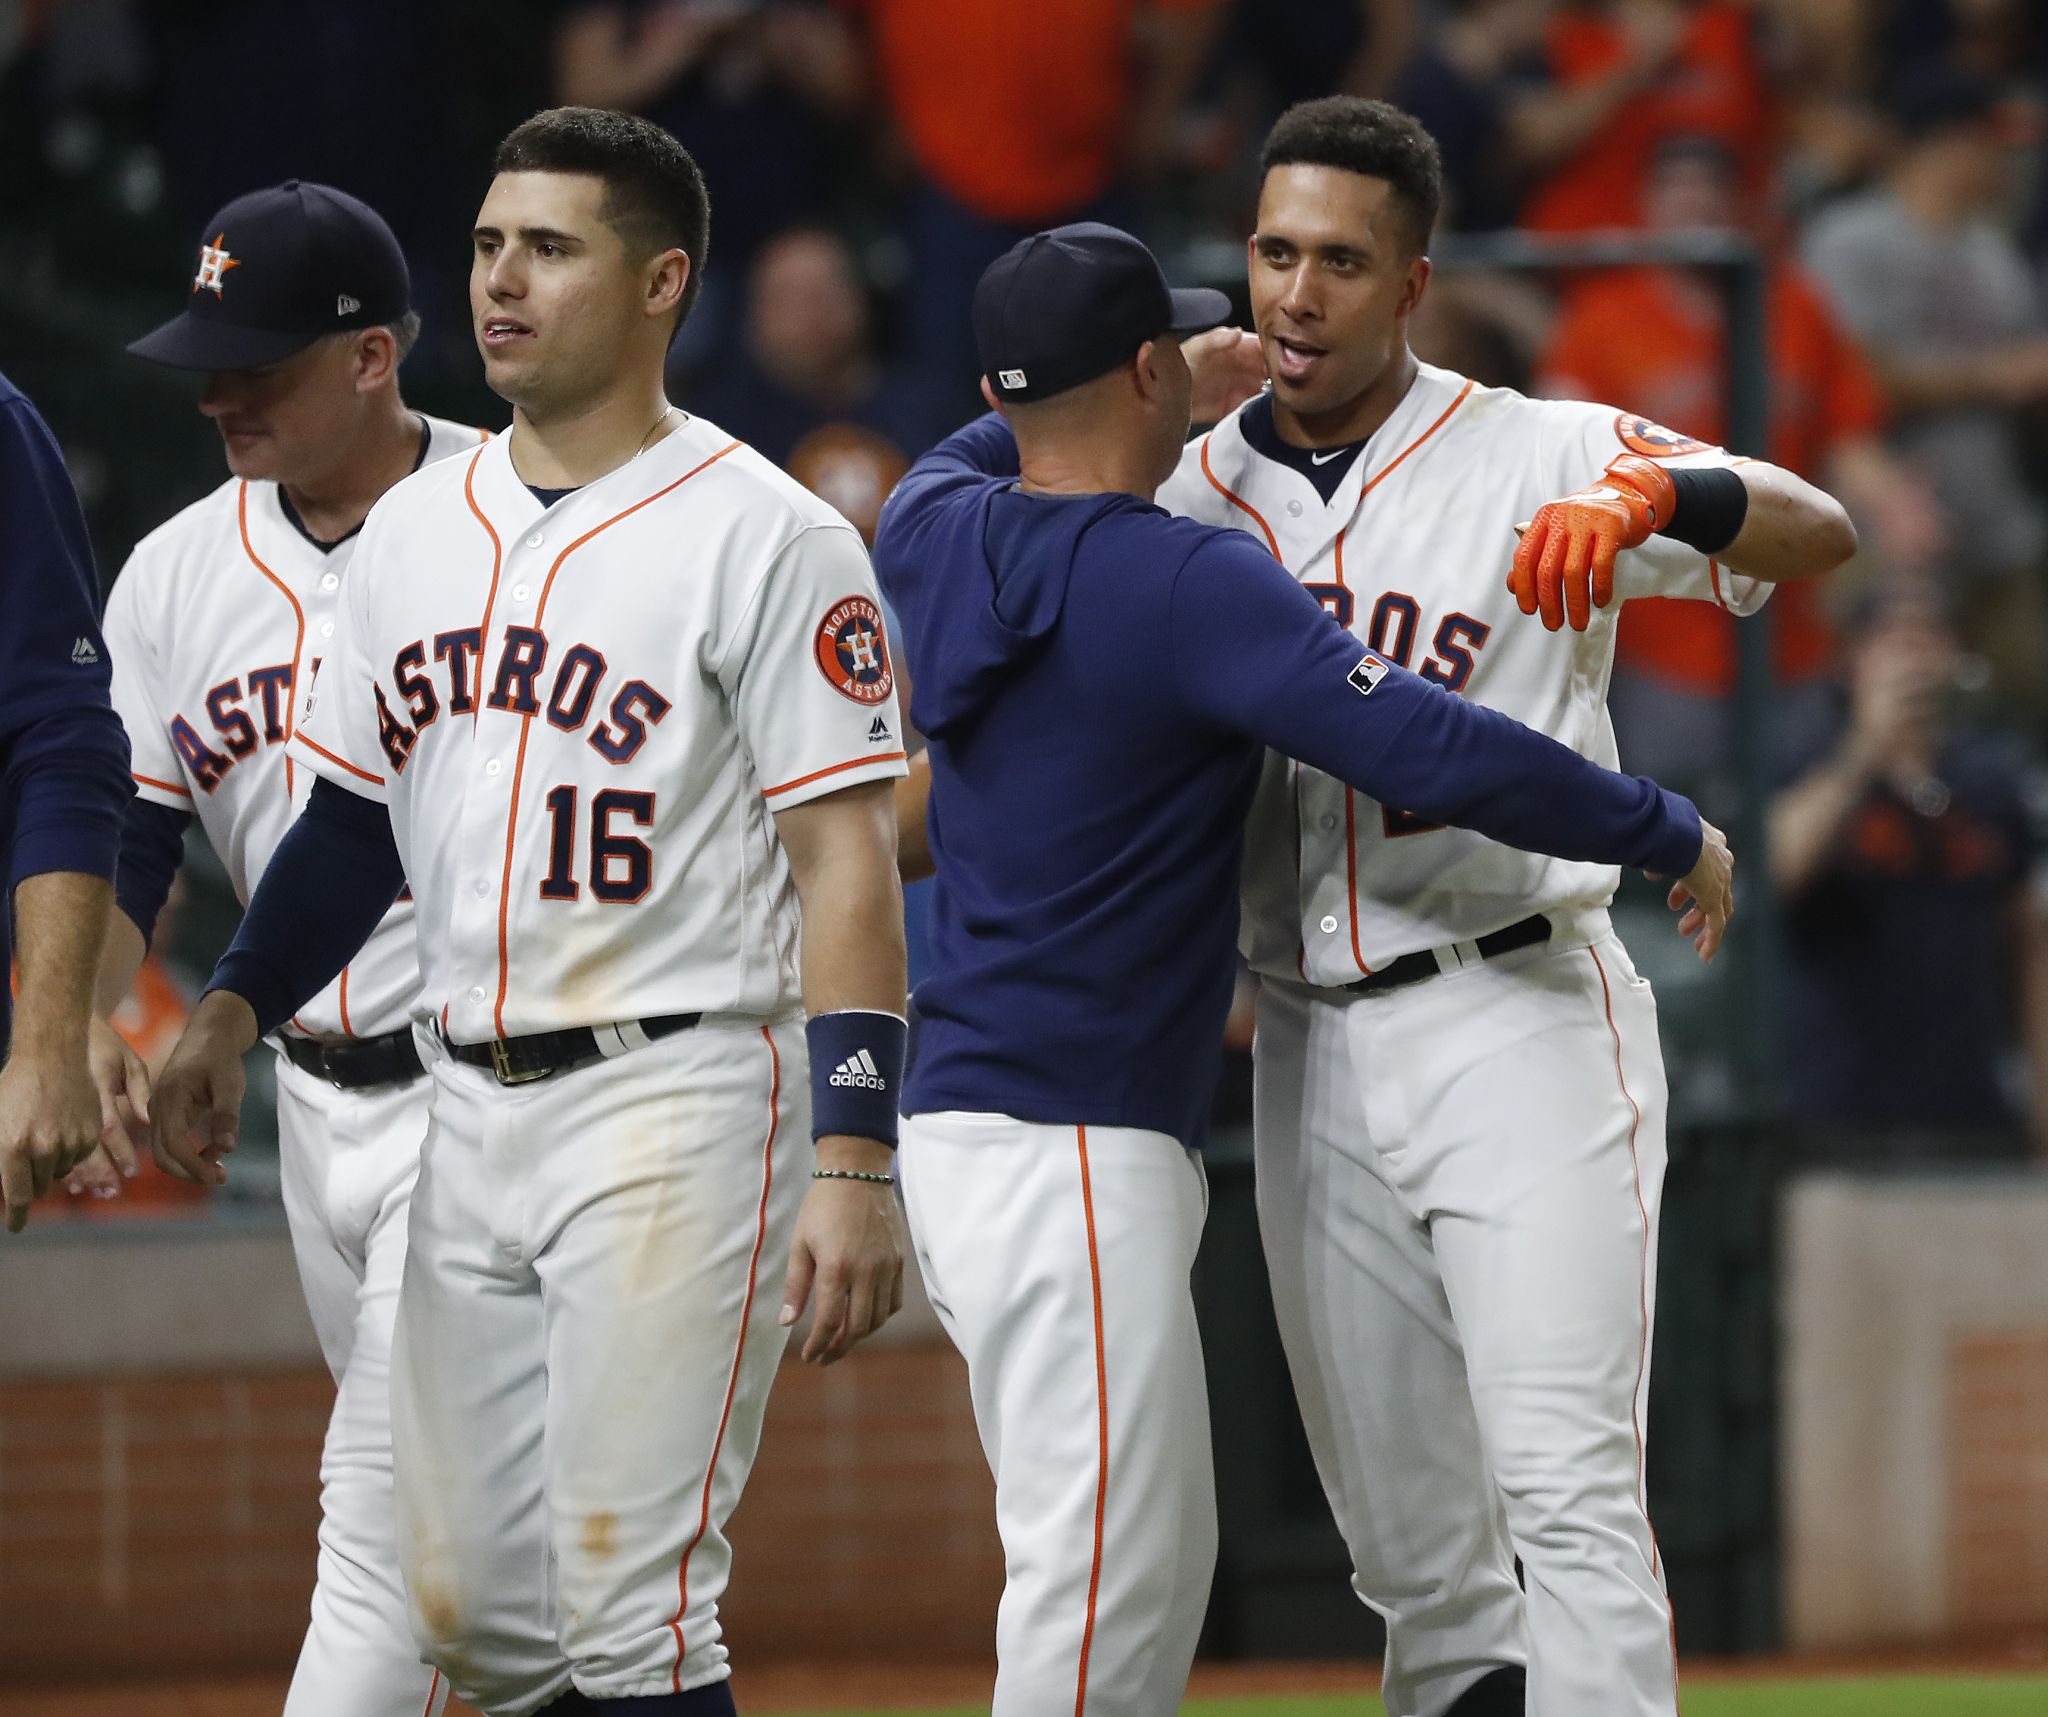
[[813, 1168, 897, 1187]]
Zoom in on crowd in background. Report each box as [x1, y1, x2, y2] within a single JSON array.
[[3, 0, 2046, 1176]]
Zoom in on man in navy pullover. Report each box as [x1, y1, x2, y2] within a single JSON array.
[[871, 224, 1731, 1717], [0, 373, 134, 1229]]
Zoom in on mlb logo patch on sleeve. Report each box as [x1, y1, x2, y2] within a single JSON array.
[[1348, 653, 1390, 697]]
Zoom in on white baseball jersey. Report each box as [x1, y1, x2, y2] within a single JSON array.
[[1157, 361, 1762, 987], [292, 413, 908, 1043], [105, 415, 486, 1039]]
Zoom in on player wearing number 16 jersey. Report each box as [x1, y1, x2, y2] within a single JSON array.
[[1156, 100, 1857, 1717], [150, 109, 910, 1715]]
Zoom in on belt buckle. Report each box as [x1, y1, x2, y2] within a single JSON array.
[[488, 1039, 551, 1086]]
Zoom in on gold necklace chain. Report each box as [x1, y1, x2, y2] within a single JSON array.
[[633, 404, 679, 459]]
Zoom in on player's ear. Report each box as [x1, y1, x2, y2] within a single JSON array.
[[1133, 339, 1162, 405], [979, 376, 1003, 414], [647, 248, 690, 323], [1397, 255, 1432, 320], [352, 327, 399, 393]]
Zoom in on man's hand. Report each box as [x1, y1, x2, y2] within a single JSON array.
[[149, 991, 258, 1187], [0, 1045, 104, 1232], [779, 1135, 906, 1365], [1659, 817, 1734, 963], [1509, 453, 1676, 632], [1184, 327, 1268, 427], [70, 1016, 149, 1195]]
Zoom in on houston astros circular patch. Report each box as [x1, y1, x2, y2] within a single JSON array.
[[814, 595, 894, 705]]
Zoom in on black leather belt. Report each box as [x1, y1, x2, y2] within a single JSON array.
[[1346, 914, 1552, 996], [448, 1012, 702, 1086], [280, 1027, 425, 1090]]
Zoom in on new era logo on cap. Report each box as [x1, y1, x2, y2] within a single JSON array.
[[998, 368, 1027, 389], [337, 294, 361, 316], [829, 1049, 889, 1091]]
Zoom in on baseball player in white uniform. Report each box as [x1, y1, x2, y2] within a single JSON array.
[[1156, 100, 1857, 1717], [85, 181, 476, 1717], [149, 108, 910, 1717]]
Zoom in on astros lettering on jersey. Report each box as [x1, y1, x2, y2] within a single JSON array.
[[104, 416, 487, 1038], [1156, 363, 1760, 986], [291, 412, 907, 1042]]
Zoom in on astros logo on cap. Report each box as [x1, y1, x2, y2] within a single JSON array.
[[814, 595, 894, 705], [193, 233, 241, 296], [1615, 413, 1710, 459]]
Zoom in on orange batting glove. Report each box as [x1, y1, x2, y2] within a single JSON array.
[[1508, 453, 1677, 632]]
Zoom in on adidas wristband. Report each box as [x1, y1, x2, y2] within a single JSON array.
[[807, 1009, 907, 1148]]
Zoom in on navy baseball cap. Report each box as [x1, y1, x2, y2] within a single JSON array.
[[975, 223, 1233, 404], [128, 181, 412, 372]]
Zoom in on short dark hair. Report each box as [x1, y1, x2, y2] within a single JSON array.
[[1260, 98, 1443, 256], [494, 106, 712, 325]]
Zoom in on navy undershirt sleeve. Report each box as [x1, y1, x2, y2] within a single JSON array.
[[114, 798, 191, 944], [1167, 535, 1704, 877], [208, 778, 405, 1035]]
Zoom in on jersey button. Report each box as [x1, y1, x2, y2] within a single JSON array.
[[473, 878, 489, 896], [469, 986, 486, 1002], [319, 621, 335, 638], [320, 573, 339, 592], [526, 531, 544, 548], [1287, 500, 1303, 517], [486, 758, 502, 776], [512, 584, 530, 602], [1320, 814, 1338, 831], [1319, 915, 1339, 934]]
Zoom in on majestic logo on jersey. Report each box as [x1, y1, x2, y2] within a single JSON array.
[[814, 595, 894, 706], [193, 234, 242, 296], [1615, 414, 1710, 460], [1348, 653, 1390, 697], [376, 626, 672, 773]]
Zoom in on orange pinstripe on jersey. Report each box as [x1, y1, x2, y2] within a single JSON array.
[[761, 751, 908, 799], [669, 1024, 779, 1684], [1323, 377, 1478, 980], [238, 482, 305, 796], [1074, 1123, 1109, 1716], [133, 770, 192, 797], [1199, 435, 1280, 558], [296, 731, 386, 787], [488, 440, 741, 1037]]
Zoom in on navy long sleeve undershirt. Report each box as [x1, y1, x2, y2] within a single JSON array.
[[208, 779, 404, 1036], [114, 799, 191, 945]]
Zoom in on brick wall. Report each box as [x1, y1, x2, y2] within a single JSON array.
[[0, 1342, 1000, 1680], [1947, 1332, 2048, 1637]]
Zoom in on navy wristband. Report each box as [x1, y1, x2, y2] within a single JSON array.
[[1663, 465, 1749, 556], [807, 1010, 907, 1148]]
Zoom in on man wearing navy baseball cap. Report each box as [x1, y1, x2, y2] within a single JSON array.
[[872, 223, 1715, 1712], [77, 181, 485, 1717]]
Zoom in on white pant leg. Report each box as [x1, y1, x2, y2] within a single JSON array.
[[275, 1058, 450, 1717], [392, 1052, 563, 1717], [1378, 933, 1677, 1717], [901, 1111, 1216, 1717], [534, 1015, 807, 1701], [1252, 983, 1526, 1717]]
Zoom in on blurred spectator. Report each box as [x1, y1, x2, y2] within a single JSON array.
[[1218, 0, 1420, 122], [553, 1, 863, 294], [1770, 585, 2048, 1163], [845, 0, 1225, 399], [788, 424, 909, 547], [1801, 70, 2048, 717], [1539, 135, 1943, 785], [1519, 0, 1771, 235], [684, 225, 946, 471]]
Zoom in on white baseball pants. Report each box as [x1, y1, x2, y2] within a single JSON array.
[[390, 1014, 807, 1716], [901, 1111, 1216, 1717], [274, 1051, 451, 1717], [1254, 924, 1677, 1717]]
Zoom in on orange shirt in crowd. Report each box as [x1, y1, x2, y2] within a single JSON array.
[[1521, 2, 1771, 236], [1541, 265, 1885, 693], [845, 0, 1217, 222]]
